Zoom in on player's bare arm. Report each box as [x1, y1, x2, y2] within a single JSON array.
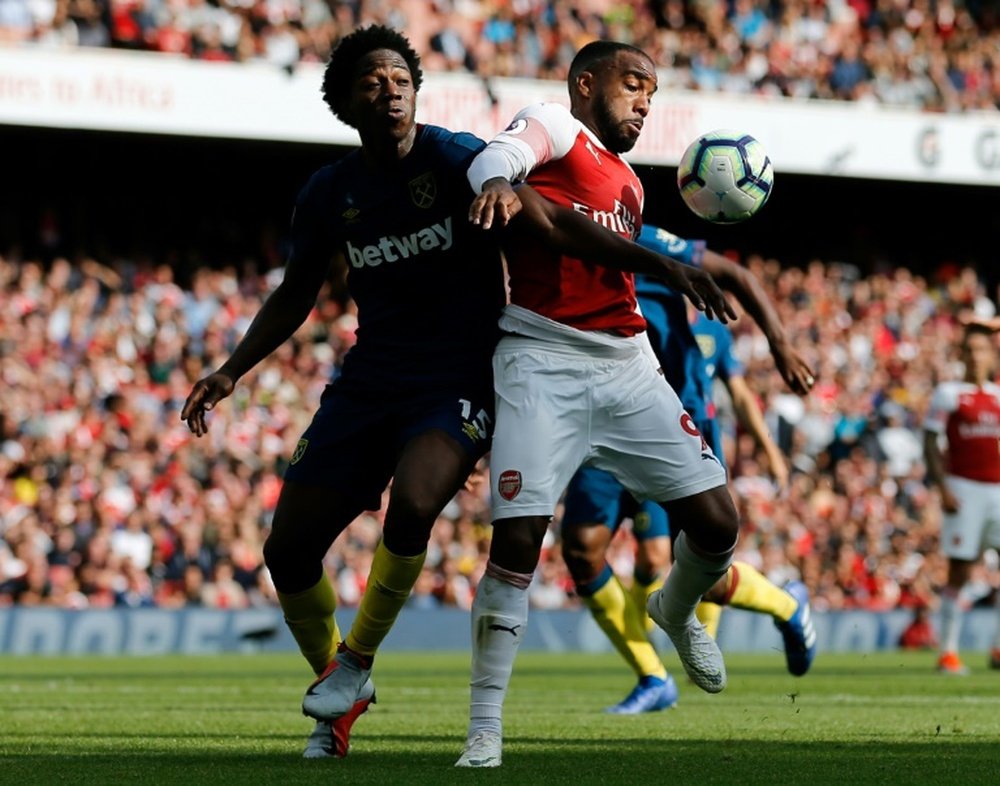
[[923, 429, 960, 513], [701, 250, 815, 394], [727, 374, 790, 490], [513, 185, 736, 324], [181, 247, 330, 436], [958, 313, 1000, 332]]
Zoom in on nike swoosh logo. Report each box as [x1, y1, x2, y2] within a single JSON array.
[[470, 757, 498, 766]]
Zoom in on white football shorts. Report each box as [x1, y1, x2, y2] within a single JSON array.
[[489, 332, 727, 521], [941, 474, 1000, 561]]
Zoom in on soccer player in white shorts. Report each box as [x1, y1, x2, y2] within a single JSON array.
[[924, 322, 1000, 674], [454, 41, 743, 768]]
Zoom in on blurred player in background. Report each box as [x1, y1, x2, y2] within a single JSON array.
[[456, 40, 747, 767], [181, 25, 506, 758], [924, 322, 1000, 674], [561, 226, 816, 714]]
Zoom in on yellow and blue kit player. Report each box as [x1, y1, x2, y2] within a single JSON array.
[[561, 225, 817, 714]]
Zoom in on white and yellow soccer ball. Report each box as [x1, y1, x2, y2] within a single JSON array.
[[677, 130, 774, 224]]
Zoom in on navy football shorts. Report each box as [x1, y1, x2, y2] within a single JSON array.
[[283, 378, 494, 511]]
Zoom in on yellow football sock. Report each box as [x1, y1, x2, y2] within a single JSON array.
[[629, 573, 664, 634], [585, 574, 666, 681], [695, 601, 723, 639], [277, 572, 340, 675], [726, 561, 798, 622], [346, 541, 426, 657]]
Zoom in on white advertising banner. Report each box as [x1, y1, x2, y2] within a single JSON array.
[[1, 46, 998, 186]]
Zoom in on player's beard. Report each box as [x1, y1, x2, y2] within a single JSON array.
[[594, 96, 637, 154]]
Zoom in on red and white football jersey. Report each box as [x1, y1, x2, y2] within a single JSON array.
[[924, 380, 1000, 482], [469, 103, 646, 336]]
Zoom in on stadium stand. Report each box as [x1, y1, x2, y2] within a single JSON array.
[[1, 3, 997, 624], [1, 0, 997, 111], [2, 250, 998, 614]]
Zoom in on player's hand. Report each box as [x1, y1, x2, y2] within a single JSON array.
[[469, 177, 521, 230], [661, 259, 737, 324], [940, 486, 961, 514], [181, 371, 236, 437], [771, 343, 816, 396]]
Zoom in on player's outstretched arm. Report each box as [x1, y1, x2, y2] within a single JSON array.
[[514, 185, 736, 323], [923, 429, 960, 513], [958, 313, 1000, 332], [726, 374, 789, 491], [180, 248, 330, 437], [701, 251, 814, 395]]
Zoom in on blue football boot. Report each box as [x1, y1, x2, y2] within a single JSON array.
[[775, 580, 817, 676], [605, 674, 679, 714]]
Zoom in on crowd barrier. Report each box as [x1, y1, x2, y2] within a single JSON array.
[[0, 607, 993, 655]]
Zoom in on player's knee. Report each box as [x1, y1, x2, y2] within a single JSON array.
[[561, 536, 605, 582], [490, 516, 549, 574], [675, 488, 739, 554], [387, 486, 446, 528], [382, 521, 433, 558], [263, 530, 315, 593]]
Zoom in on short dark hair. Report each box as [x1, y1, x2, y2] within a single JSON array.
[[963, 322, 995, 345], [321, 25, 423, 125], [568, 40, 650, 84]]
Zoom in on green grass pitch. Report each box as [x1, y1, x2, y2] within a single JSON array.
[[1, 652, 998, 785]]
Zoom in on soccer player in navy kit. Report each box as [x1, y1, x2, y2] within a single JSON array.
[[561, 226, 817, 715], [181, 26, 504, 758]]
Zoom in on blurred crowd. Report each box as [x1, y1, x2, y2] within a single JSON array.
[[0, 0, 997, 112], [2, 249, 999, 616]]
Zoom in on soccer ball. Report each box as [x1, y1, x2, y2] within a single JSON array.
[[677, 130, 774, 224]]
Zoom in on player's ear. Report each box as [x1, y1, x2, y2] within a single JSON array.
[[575, 70, 595, 99]]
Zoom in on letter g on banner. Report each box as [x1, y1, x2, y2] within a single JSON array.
[[916, 126, 940, 168], [975, 128, 998, 171]]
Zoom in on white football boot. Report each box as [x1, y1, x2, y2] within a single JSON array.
[[647, 588, 727, 693], [302, 642, 374, 721], [454, 730, 502, 768]]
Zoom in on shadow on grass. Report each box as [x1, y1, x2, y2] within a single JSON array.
[[2, 738, 998, 786]]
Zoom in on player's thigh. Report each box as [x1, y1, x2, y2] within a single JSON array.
[[490, 341, 593, 519], [591, 357, 726, 504], [268, 480, 367, 559], [391, 429, 476, 518], [941, 476, 991, 561]]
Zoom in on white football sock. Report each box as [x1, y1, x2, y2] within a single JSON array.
[[467, 569, 530, 738], [939, 588, 963, 654], [657, 532, 733, 627]]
